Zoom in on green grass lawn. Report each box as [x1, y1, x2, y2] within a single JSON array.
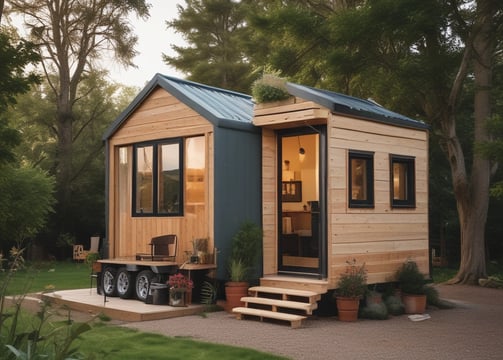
[[1, 260, 91, 296], [76, 324, 287, 360]]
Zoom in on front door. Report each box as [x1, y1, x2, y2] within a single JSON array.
[[278, 128, 326, 277]]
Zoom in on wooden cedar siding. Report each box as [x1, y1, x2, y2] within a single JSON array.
[[262, 128, 277, 275], [327, 114, 429, 287], [107, 87, 214, 262]]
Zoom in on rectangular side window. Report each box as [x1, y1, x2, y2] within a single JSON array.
[[135, 145, 153, 214], [133, 139, 183, 216], [349, 151, 374, 208], [390, 155, 415, 208]]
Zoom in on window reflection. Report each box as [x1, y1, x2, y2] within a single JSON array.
[[135, 146, 153, 213], [158, 143, 180, 214], [186, 136, 205, 206]]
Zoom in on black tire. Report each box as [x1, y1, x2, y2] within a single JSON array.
[[101, 266, 118, 297], [135, 270, 154, 302], [116, 267, 135, 299]]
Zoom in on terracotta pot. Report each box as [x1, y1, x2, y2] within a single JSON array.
[[336, 296, 360, 322], [169, 287, 187, 307], [224, 281, 249, 312], [401, 293, 427, 314]]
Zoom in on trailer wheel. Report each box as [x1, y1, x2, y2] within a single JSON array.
[[135, 270, 154, 302], [116, 267, 135, 299], [101, 266, 117, 297]]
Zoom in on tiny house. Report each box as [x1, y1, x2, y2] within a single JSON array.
[[102, 74, 429, 297]]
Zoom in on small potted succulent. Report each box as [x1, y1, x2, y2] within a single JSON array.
[[167, 273, 193, 307], [334, 259, 367, 321]]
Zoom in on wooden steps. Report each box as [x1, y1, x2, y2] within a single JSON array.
[[240, 297, 316, 314], [232, 307, 306, 329], [232, 286, 322, 328]]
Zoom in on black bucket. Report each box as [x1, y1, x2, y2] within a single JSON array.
[[150, 283, 169, 305]]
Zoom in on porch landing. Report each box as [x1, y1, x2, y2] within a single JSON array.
[[260, 275, 329, 294], [41, 289, 206, 322]]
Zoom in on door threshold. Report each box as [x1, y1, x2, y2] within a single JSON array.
[[275, 271, 324, 280]]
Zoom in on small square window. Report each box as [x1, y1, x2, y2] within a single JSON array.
[[349, 151, 374, 208], [390, 155, 415, 208]]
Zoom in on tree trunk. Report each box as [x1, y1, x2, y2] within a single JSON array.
[[448, 0, 496, 284]]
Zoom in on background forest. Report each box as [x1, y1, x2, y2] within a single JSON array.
[[1, 0, 502, 284]]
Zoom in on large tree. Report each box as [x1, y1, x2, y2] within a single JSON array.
[[164, 0, 256, 93], [251, 0, 502, 284], [7, 71, 136, 256], [5, 0, 149, 240]]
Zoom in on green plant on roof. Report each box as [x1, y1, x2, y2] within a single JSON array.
[[252, 73, 291, 103]]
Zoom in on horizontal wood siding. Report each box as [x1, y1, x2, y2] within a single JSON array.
[[107, 87, 214, 263], [327, 114, 429, 288]]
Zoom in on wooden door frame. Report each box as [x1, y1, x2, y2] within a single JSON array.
[[276, 126, 327, 279]]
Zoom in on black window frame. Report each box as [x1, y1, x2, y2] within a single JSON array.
[[132, 138, 184, 217], [390, 154, 416, 208], [348, 150, 374, 208]]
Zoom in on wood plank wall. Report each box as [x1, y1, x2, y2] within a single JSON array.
[[262, 128, 278, 275], [107, 87, 214, 263], [328, 115, 429, 287], [259, 100, 429, 289]]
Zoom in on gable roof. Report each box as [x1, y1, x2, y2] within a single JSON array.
[[103, 74, 255, 140], [286, 83, 429, 130]]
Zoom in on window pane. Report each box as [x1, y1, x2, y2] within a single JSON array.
[[390, 155, 415, 208], [158, 143, 180, 214], [186, 136, 205, 206], [349, 151, 374, 208], [351, 158, 368, 200], [393, 162, 408, 200], [135, 146, 153, 213]]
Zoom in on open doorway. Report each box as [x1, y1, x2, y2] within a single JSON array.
[[278, 129, 325, 276]]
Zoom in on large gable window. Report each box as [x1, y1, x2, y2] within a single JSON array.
[[390, 155, 415, 208], [133, 139, 183, 216], [349, 151, 374, 208]]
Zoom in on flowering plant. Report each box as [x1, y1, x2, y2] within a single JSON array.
[[167, 273, 193, 290], [335, 259, 367, 298]]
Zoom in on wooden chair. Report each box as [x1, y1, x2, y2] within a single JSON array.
[[136, 234, 177, 262], [73, 236, 100, 262]]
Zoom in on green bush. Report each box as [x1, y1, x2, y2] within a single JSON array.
[[396, 260, 427, 295], [361, 302, 389, 320], [384, 295, 405, 315], [251, 74, 291, 103]]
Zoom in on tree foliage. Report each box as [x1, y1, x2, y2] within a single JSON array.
[[5, 0, 149, 252], [164, 0, 256, 93], [0, 165, 54, 251], [7, 72, 135, 256]]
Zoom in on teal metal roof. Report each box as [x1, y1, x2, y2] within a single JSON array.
[[286, 83, 428, 130], [104, 74, 428, 141], [103, 74, 255, 140]]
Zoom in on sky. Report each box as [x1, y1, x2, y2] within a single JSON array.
[[106, 0, 187, 88]]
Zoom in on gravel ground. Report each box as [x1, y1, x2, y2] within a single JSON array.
[[121, 284, 503, 360]]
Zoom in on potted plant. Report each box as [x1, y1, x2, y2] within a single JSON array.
[[334, 259, 367, 322], [167, 273, 193, 307], [395, 260, 427, 314], [225, 221, 262, 312]]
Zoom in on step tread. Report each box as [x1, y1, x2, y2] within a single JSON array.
[[241, 296, 317, 313], [232, 307, 306, 321], [249, 286, 321, 299]]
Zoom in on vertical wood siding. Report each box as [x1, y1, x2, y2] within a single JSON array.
[[107, 87, 214, 262]]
